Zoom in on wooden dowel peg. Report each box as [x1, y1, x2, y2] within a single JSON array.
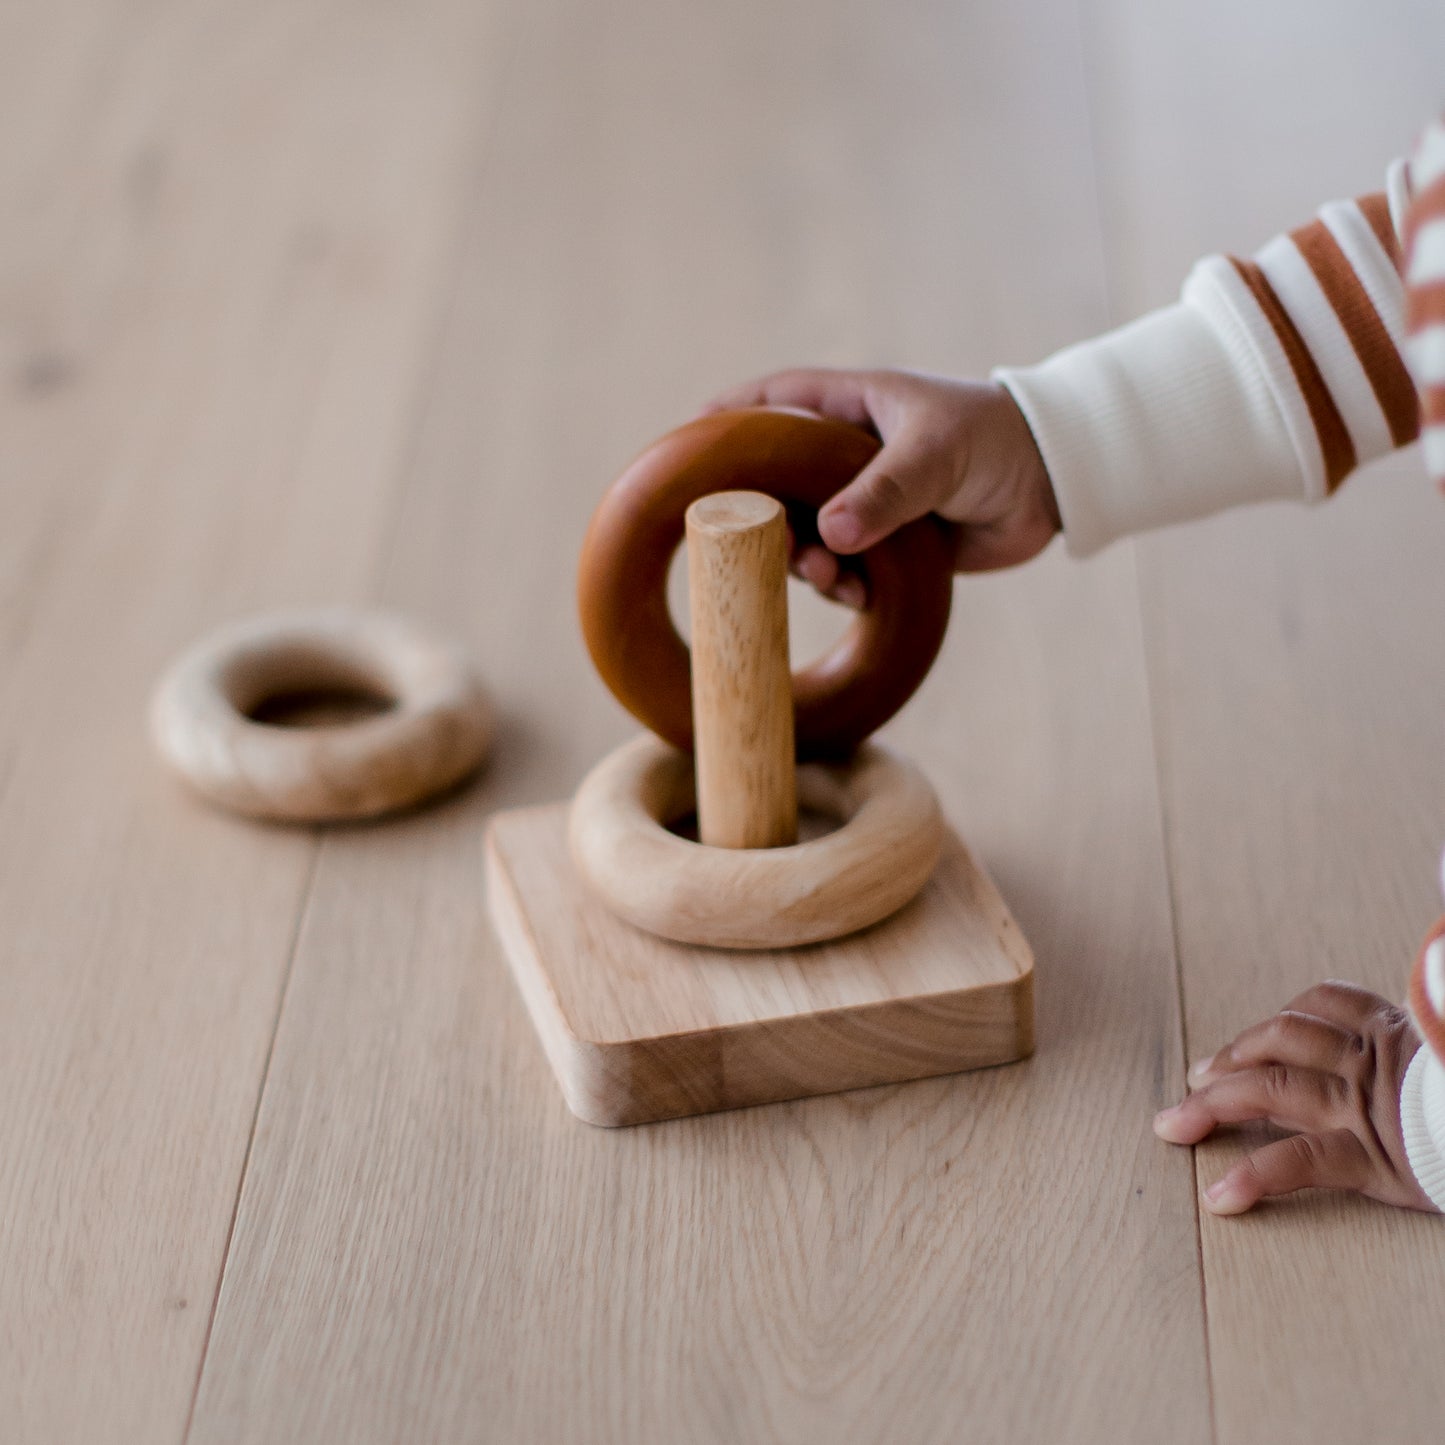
[[685, 490, 798, 849]]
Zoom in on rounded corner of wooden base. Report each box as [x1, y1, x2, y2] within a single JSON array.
[[1004, 967, 1037, 1063], [546, 1035, 661, 1129]]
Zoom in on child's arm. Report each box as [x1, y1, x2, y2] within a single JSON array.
[[996, 165, 1415, 554], [708, 164, 1416, 583], [1157, 126, 1445, 1216]]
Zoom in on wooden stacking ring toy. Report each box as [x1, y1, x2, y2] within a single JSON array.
[[568, 486, 947, 948], [569, 733, 943, 949], [487, 470, 1033, 1127], [576, 407, 956, 760], [150, 608, 493, 822]]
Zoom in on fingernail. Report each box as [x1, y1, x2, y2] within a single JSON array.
[[820, 509, 862, 551], [834, 576, 866, 610], [1152, 1106, 1186, 1141], [1203, 1178, 1247, 1215], [1189, 1055, 1216, 1081]]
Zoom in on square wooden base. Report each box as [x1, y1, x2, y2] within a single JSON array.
[[485, 803, 1034, 1126]]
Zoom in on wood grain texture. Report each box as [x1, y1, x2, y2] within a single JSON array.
[[12, 0, 1444, 1438], [0, 2, 495, 1441], [687, 491, 798, 847], [491, 804, 1032, 1124], [187, 1, 1209, 1441], [1083, 3, 1445, 1441]]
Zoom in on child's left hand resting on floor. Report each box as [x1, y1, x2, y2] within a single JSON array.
[[1154, 981, 1439, 1216]]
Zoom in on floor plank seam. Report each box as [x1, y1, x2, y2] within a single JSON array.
[[1130, 542, 1219, 1445], [1074, 8, 1220, 1430], [176, 25, 516, 1438], [179, 840, 323, 1445]]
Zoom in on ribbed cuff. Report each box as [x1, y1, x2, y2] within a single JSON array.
[[994, 294, 1306, 557], [1400, 1047, 1445, 1212]]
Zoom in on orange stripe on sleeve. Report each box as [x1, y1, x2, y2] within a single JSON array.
[[1403, 173, 1445, 254], [1359, 192, 1403, 270], [1230, 257, 1358, 491], [1409, 278, 1445, 328], [1410, 918, 1445, 1066], [1292, 219, 1420, 446]]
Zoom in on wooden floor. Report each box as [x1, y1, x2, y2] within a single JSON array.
[[4, 2, 1445, 1441]]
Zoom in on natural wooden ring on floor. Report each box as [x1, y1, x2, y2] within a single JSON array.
[[568, 734, 944, 948], [577, 408, 956, 760], [150, 609, 493, 822]]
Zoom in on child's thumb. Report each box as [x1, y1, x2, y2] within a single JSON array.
[[816, 434, 957, 555]]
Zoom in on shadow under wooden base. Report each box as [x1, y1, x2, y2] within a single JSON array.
[[486, 803, 1035, 1125]]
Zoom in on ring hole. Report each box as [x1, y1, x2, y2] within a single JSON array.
[[664, 533, 862, 666], [661, 762, 850, 847], [786, 575, 856, 668], [662, 808, 844, 845], [246, 684, 396, 729]]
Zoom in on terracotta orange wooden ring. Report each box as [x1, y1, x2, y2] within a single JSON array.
[[577, 408, 956, 759]]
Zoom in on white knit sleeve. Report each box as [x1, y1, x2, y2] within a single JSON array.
[[995, 168, 1414, 557], [993, 286, 1303, 556], [1400, 1046, 1445, 1212]]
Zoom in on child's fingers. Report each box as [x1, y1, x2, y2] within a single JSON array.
[[793, 544, 839, 596], [1190, 1011, 1358, 1083], [818, 436, 959, 554], [1281, 980, 1391, 1031], [700, 370, 875, 430], [791, 544, 866, 610], [1153, 1065, 1346, 1145], [1202, 1129, 1372, 1215]]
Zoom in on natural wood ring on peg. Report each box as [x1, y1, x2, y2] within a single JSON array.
[[577, 408, 956, 760], [150, 609, 493, 822], [568, 734, 944, 949]]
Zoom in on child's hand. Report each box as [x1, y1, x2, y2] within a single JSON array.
[[1153, 982, 1438, 1215], [702, 369, 1059, 604]]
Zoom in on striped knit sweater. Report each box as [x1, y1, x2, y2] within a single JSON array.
[[1402, 119, 1445, 1213], [1407, 119, 1445, 493], [996, 118, 1445, 1211]]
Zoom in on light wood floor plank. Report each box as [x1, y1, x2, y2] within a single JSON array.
[[1083, 3, 1445, 1440], [188, 2, 1209, 1441], [0, 3, 495, 1441]]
